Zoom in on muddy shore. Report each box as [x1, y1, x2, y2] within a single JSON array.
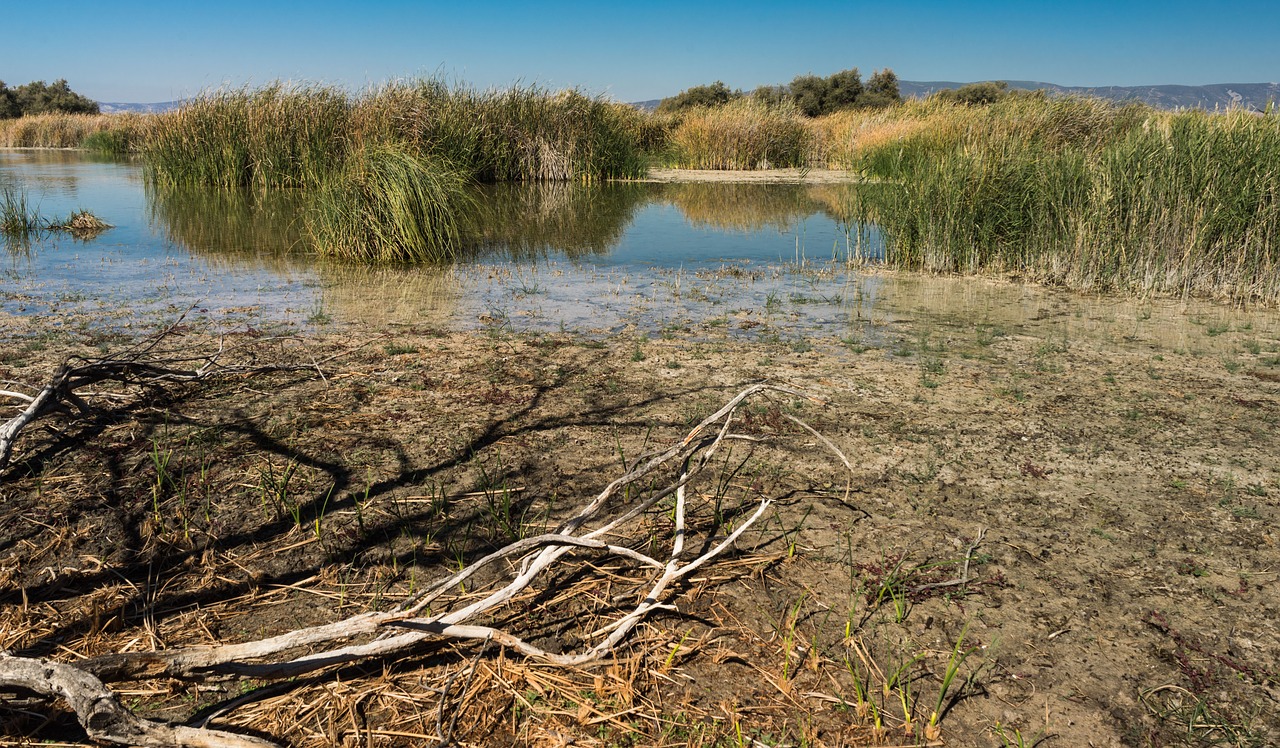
[[2, 278, 1278, 747]]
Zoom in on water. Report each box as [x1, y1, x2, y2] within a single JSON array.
[[3, 150, 1279, 357]]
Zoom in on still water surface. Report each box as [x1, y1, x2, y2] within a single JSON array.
[[3, 150, 1278, 356]]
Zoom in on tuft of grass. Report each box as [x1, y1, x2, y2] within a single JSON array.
[[1, 187, 40, 239], [306, 144, 473, 263]]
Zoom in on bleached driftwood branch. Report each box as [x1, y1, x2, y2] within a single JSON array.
[[4, 375, 849, 747], [0, 653, 275, 748]]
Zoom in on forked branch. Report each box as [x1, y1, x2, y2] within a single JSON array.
[[3, 374, 850, 747]]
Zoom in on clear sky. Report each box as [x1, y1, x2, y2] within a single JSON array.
[[3, 0, 1276, 103]]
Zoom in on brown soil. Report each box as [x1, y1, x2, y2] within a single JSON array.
[[1, 291, 1278, 747]]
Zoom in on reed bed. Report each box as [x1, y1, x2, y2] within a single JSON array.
[[832, 97, 1280, 303], [668, 98, 812, 170], [144, 83, 350, 191], [0, 112, 147, 151], [138, 79, 646, 261], [352, 79, 647, 182], [143, 79, 645, 192]]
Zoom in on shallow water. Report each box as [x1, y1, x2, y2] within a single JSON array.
[[2, 150, 1279, 359]]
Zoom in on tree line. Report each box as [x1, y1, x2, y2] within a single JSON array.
[[657, 67, 901, 116], [0, 79, 100, 118]]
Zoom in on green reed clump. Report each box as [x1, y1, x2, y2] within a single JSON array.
[[307, 144, 473, 263], [356, 79, 646, 182], [81, 129, 134, 156], [849, 96, 1280, 303], [1, 187, 40, 239], [142, 78, 644, 190], [144, 83, 351, 190], [669, 98, 812, 170]]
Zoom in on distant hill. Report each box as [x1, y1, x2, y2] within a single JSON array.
[[103, 82, 1280, 117], [97, 101, 182, 114], [634, 81, 1279, 113], [899, 80, 1279, 112]]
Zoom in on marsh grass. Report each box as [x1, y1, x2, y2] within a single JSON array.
[[307, 144, 473, 262], [837, 97, 1280, 303], [0, 112, 148, 150], [669, 98, 812, 170], [1, 187, 40, 239], [354, 79, 647, 182], [143, 79, 645, 194], [144, 83, 350, 190]]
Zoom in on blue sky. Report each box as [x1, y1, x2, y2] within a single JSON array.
[[4, 1, 1276, 103]]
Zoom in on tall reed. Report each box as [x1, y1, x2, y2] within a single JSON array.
[[844, 97, 1280, 302], [306, 144, 473, 263], [142, 78, 645, 193], [0, 112, 147, 150], [669, 98, 812, 170], [143, 83, 351, 190], [353, 79, 646, 182]]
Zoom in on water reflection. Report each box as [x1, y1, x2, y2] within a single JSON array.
[[657, 183, 822, 232], [3, 151, 1278, 357], [147, 185, 310, 272], [465, 182, 648, 259]]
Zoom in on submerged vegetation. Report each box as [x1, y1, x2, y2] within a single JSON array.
[[1, 72, 1278, 302], [1, 186, 111, 245]]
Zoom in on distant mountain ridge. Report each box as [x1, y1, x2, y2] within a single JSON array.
[[897, 80, 1279, 112], [631, 81, 1279, 113], [99, 82, 1280, 115], [97, 101, 182, 114]]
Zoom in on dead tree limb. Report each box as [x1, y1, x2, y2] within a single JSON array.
[[0, 653, 277, 748], [4, 379, 852, 746]]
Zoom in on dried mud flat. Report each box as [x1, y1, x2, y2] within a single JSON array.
[[1, 292, 1278, 747]]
